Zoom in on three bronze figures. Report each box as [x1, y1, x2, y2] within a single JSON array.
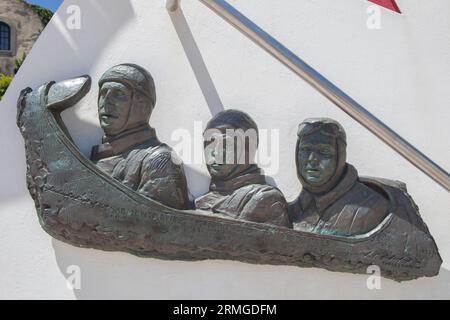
[[92, 64, 398, 236], [16, 63, 442, 281]]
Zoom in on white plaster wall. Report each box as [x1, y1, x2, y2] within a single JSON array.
[[0, 0, 449, 299]]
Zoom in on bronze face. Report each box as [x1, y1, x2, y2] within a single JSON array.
[[98, 82, 133, 136], [204, 125, 244, 179], [297, 132, 337, 186]]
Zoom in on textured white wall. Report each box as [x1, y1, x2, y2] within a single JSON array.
[[0, 0, 449, 299]]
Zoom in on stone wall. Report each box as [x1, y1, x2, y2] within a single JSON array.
[[0, 0, 44, 76]]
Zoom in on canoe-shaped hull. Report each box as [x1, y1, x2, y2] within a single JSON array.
[[16, 77, 442, 282]]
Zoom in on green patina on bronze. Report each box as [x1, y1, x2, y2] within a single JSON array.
[[16, 65, 442, 282]]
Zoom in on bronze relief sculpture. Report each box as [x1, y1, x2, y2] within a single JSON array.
[[290, 118, 389, 236], [90, 64, 189, 210], [195, 110, 290, 227], [16, 64, 442, 282]]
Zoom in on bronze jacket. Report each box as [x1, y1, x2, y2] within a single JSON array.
[[196, 165, 291, 227], [91, 126, 190, 210], [290, 164, 389, 236]]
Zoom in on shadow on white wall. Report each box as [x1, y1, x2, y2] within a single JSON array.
[[168, 7, 224, 116], [52, 238, 450, 299]]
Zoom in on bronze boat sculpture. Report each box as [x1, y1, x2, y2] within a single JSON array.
[[16, 74, 442, 282]]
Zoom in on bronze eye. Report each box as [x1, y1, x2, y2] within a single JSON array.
[[115, 90, 126, 97], [320, 148, 334, 158], [300, 146, 311, 152]]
